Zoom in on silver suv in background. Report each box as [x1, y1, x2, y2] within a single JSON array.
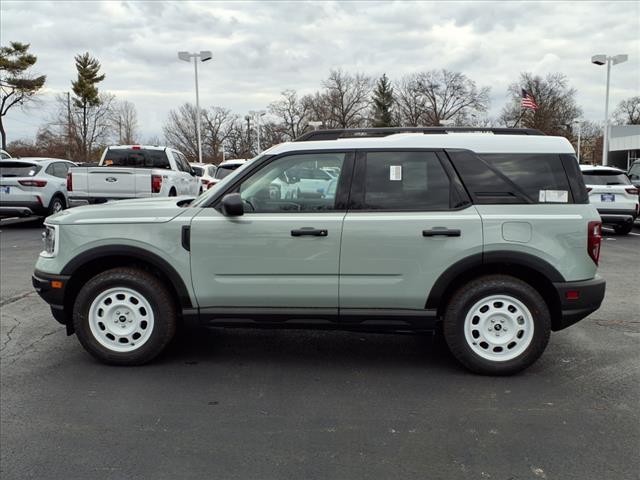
[[0, 158, 75, 217]]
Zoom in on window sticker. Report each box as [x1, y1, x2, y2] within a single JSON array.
[[389, 165, 402, 181], [539, 190, 568, 203]]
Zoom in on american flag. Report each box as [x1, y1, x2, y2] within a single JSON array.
[[521, 89, 539, 110]]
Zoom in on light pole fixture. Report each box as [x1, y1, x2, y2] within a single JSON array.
[[591, 53, 628, 166], [178, 50, 212, 163], [249, 110, 266, 152]]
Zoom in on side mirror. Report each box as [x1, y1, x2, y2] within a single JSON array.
[[220, 193, 244, 216]]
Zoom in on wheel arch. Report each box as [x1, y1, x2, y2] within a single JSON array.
[[61, 246, 193, 330], [426, 251, 564, 330]]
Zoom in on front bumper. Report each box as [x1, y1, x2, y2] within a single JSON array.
[[552, 276, 606, 331], [32, 270, 71, 328]]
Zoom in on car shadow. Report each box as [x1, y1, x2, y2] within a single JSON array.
[[159, 326, 464, 374]]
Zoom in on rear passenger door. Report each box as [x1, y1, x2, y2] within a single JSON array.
[[339, 150, 483, 314]]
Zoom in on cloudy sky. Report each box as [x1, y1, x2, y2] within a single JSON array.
[[1, 0, 639, 143]]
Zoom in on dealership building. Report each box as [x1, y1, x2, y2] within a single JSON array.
[[608, 125, 640, 170]]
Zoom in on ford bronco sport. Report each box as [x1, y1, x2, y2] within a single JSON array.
[[33, 128, 606, 375]]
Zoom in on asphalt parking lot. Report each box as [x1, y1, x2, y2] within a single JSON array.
[[1, 218, 639, 480]]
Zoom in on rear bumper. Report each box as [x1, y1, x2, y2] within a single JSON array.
[[32, 270, 71, 327], [597, 208, 637, 225], [0, 201, 43, 217], [552, 276, 606, 331]]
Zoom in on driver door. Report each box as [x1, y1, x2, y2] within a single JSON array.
[[190, 151, 352, 310]]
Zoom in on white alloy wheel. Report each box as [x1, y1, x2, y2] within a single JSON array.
[[463, 294, 534, 362], [88, 287, 155, 353]]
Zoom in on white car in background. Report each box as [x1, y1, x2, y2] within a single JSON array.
[[0, 157, 76, 217], [207, 159, 248, 188], [580, 164, 639, 235], [190, 162, 217, 193], [0, 149, 12, 160]]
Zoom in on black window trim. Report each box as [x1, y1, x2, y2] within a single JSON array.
[[206, 150, 356, 214], [347, 148, 470, 213]]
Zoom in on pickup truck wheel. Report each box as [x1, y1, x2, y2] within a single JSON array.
[[73, 267, 177, 365], [443, 275, 550, 375], [613, 223, 632, 235], [169, 188, 177, 197], [48, 196, 65, 215]]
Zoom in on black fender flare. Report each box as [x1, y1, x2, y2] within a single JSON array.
[[425, 251, 564, 310], [61, 245, 193, 308]]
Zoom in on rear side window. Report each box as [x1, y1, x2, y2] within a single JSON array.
[[215, 164, 240, 179], [449, 151, 573, 204], [353, 151, 452, 210], [103, 149, 170, 169], [582, 170, 631, 186], [0, 162, 41, 177]]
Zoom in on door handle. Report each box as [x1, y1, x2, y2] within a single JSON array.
[[291, 227, 328, 237], [422, 228, 461, 237]]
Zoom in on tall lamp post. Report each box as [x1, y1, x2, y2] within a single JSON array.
[[178, 50, 212, 163], [591, 53, 628, 166], [249, 110, 266, 152]]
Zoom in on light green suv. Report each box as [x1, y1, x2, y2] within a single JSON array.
[[33, 128, 606, 375]]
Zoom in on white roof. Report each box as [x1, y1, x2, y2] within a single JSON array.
[[6, 157, 73, 163], [264, 133, 575, 155], [579, 164, 625, 173], [108, 145, 168, 150], [219, 159, 247, 166]]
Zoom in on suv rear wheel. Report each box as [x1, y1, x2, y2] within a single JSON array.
[[613, 223, 632, 235], [443, 274, 550, 375], [73, 267, 177, 365]]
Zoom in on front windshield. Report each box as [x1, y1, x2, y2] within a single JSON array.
[[190, 156, 261, 207]]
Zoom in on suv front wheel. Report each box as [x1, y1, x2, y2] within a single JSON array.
[[443, 275, 550, 375], [73, 267, 177, 365]]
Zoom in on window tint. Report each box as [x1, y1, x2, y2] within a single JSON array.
[[238, 153, 345, 212], [0, 151, 11, 160], [582, 170, 631, 186], [191, 165, 204, 176], [216, 164, 242, 179], [49, 162, 69, 178], [0, 162, 41, 177], [355, 151, 451, 210], [207, 166, 216, 176], [103, 149, 170, 169], [450, 151, 573, 204]]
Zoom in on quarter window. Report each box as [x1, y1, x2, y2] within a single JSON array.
[[355, 151, 452, 210], [237, 153, 346, 212]]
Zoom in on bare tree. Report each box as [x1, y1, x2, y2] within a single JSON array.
[[413, 70, 490, 126], [202, 106, 235, 163], [613, 96, 640, 125], [500, 72, 582, 135], [269, 89, 310, 140], [163, 103, 200, 161], [575, 120, 603, 164], [110, 100, 138, 144], [394, 74, 425, 126], [309, 69, 372, 128], [223, 118, 255, 159]]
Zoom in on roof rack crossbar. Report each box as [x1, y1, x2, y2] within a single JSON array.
[[294, 127, 545, 142]]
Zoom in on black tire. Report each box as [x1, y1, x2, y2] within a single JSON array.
[[73, 267, 177, 365], [169, 188, 177, 197], [48, 195, 66, 216], [443, 274, 550, 376], [613, 223, 632, 235]]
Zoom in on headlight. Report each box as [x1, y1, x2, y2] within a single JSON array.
[[41, 224, 58, 257]]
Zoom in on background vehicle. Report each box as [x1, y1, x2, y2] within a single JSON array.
[[0, 149, 12, 160], [207, 159, 247, 188], [581, 164, 639, 234], [34, 128, 605, 375], [190, 162, 217, 192], [67, 146, 199, 205], [628, 159, 640, 200], [0, 157, 75, 217]]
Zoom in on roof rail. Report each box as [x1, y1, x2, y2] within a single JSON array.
[[294, 127, 546, 142]]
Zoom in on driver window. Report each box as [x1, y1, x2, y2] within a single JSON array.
[[238, 153, 345, 212]]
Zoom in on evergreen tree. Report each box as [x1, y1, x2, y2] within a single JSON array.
[[71, 52, 105, 160], [0, 42, 46, 149], [372, 73, 395, 127]]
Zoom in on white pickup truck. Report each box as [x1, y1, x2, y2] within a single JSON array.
[[67, 146, 200, 206]]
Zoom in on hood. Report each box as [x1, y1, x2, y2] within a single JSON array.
[[47, 196, 196, 225]]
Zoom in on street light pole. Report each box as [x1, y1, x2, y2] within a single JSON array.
[[576, 122, 582, 163], [249, 110, 266, 152], [591, 53, 628, 166], [178, 50, 212, 163]]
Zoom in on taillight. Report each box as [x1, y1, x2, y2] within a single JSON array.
[[586, 187, 592, 193], [66, 172, 73, 191], [625, 187, 639, 195], [132, 145, 141, 150], [587, 221, 602, 265], [18, 179, 47, 187], [151, 174, 163, 193]]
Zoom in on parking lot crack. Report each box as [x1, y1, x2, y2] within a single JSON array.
[[0, 291, 36, 307]]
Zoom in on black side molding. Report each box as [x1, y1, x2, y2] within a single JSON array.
[[182, 225, 191, 251]]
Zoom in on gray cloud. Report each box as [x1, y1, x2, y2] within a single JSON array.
[[1, 0, 638, 142]]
